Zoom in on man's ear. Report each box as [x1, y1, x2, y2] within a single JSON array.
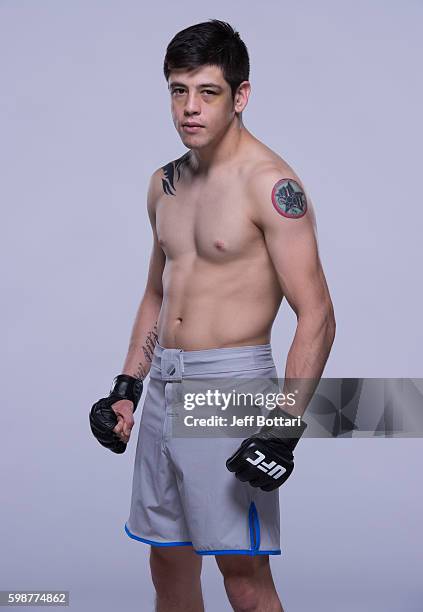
[[234, 81, 251, 113]]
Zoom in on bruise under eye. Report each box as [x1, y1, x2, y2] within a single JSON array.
[[271, 179, 307, 219]]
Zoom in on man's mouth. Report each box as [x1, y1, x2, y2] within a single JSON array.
[[182, 123, 204, 133]]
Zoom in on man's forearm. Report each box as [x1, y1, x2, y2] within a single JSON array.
[[282, 309, 336, 417], [121, 292, 163, 380]]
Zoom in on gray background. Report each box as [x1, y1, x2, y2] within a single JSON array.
[[1, 1, 422, 610]]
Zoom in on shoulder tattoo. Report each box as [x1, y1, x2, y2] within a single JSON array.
[[271, 178, 307, 218], [161, 152, 190, 196]]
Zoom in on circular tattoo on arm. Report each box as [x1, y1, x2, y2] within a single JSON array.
[[271, 178, 307, 218]]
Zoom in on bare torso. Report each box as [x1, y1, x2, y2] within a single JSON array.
[[155, 132, 297, 350]]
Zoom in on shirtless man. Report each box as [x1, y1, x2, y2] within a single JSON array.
[[90, 19, 335, 612]]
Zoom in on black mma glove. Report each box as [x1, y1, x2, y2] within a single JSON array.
[[226, 408, 307, 491], [89, 375, 143, 454]]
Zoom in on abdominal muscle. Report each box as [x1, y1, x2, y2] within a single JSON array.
[[157, 254, 283, 350]]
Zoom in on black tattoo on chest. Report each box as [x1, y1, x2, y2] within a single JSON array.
[[161, 152, 190, 195]]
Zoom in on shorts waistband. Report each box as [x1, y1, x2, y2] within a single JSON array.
[[150, 341, 275, 381]]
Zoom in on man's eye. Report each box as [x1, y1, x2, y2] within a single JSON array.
[[203, 90, 216, 95], [172, 89, 185, 95]]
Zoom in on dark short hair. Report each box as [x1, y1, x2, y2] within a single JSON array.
[[163, 19, 250, 98]]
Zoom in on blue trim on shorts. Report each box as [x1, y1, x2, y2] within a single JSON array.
[[194, 501, 283, 556], [195, 549, 281, 556], [124, 523, 192, 547], [124, 511, 281, 556], [248, 502, 261, 551]]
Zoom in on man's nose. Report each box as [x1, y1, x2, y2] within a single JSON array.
[[184, 92, 201, 115]]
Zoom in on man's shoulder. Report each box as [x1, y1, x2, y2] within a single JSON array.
[[241, 143, 312, 225], [150, 152, 191, 197], [148, 151, 189, 205], [242, 144, 303, 192]]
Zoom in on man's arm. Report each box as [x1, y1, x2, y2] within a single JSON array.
[[248, 166, 336, 415], [90, 169, 165, 449], [120, 168, 165, 381], [226, 167, 335, 487]]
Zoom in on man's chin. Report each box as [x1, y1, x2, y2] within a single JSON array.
[[180, 137, 210, 150]]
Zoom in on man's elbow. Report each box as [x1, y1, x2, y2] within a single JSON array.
[[299, 302, 336, 346], [143, 285, 164, 307], [322, 303, 336, 347]]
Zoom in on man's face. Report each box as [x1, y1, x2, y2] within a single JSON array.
[[168, 64, 243, 150]]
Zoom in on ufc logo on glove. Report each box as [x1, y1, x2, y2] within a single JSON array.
[[226, 409, 307, 491], [246, 450, 287, 480]]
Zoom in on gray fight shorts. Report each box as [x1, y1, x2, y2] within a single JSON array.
[[124, 342, 282, 556]]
